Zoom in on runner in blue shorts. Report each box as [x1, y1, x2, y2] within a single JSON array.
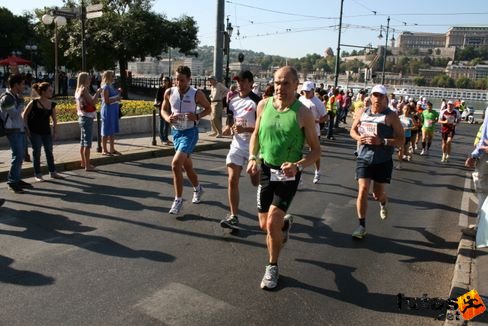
[[161, 65, 211, 214]]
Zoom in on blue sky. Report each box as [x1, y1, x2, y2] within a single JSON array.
[[4, 0, 488, 58]]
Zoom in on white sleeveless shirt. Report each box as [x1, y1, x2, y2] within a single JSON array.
[[169, 86, 198, 130]]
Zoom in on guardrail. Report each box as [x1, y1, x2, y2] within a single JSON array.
[[128, 76, 209, 90]]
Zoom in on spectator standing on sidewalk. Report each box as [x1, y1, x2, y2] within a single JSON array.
[[100, 71, 122, 156], [75, 72, 101, 172], [23, 82, 64, 181], [219, 70, 261, 229], [0, 74, 32, 193], [464, 106, 488, 238], [208, 76, 228, 138], [350, 84, 404, 239], [154, 75, 172, 146], [326, 88, 338, 140], [247, 66, 320, 290], [161, 65, 211, 215]]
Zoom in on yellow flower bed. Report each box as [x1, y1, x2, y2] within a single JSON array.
[[47, 97, 156, 122]]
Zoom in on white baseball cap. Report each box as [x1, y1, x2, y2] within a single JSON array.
[[371, 84, 387, 95], [301, 81, 315, 92]]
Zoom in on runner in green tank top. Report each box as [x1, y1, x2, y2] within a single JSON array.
[[258, 97, 305, 166], [420, 101, 439, 155], [246, 66, 321, 290]]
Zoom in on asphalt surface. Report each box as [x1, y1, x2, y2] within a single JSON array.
[[0, 123, 485, 325]]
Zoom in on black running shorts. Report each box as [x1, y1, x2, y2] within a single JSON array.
[[356, 158, 393, 183], [257, 162, 301, 213]]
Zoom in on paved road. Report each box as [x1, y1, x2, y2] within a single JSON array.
[[0, 123, 481, 325]]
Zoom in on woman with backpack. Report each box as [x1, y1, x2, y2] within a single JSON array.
[[23, 82, 64, 181]]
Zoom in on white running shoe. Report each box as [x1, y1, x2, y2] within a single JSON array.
[[169, 199, 184, 214], [260, 264, 279, 290], [441, 154, 446, 163], [420, 149, 426, 156], [352, 225, 367, 239], [313, 174, 320, 184], [192, 185, 204, 204], [380, 202, 388, 220]]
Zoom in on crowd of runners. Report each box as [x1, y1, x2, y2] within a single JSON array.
[[0, 65, 479, 291]]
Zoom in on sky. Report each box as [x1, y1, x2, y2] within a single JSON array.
[[4, 0, 488, 58]]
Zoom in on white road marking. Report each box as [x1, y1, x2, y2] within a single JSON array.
[[134, 282, 237, 325]]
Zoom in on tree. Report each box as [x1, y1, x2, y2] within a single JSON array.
[[413, 76, 426, 86], [455, 77, 472, 89], [36, 0, 198, 98], [0, 7, 34, 59], [431, 74, 455, 88]]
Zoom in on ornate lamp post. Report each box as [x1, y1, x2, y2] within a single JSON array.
[[25, 44, 38, 80], [42, 14, 67, 95], [223, 16, 233, 88], [377, 16, 390, 85]]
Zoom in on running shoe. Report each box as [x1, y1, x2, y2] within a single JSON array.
[[50, 172, 65, 179], [313, 173, 320, 184], [445, 154, 450, 162], [18, 180, 33, 189], [260, 264, 279, 290], [220, 214, 239, 229], [282, 214, 294, 244], [8, 183, 25, 194], [169, 199, 184, 214], [420, 149, 426, 156], [352, 225, 367, 239], [192, 185, 204, 204], [380, 202, 388, 220], [35, 175, 45, 182]]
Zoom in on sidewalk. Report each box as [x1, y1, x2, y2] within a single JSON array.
[[0, 129, 231, 181]]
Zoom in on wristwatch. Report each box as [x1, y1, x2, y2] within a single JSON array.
[[295, 162, 304, 172], [249, 155, 258, 161]]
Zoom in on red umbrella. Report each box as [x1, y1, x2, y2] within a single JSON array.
[[0, 55, 32, 66]]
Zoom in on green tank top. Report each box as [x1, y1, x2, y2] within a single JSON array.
[[258, 97, 305, 166]]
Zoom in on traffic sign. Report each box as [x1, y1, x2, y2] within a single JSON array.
[[86, 4, 103, 12], [52, 8, 79, 18], [86, 11, 103, 19]]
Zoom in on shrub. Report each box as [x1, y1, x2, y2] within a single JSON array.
[[42, 97, 156, 122]]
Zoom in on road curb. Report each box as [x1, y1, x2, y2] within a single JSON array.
[[0, 140, 231, 182], [444, 235, 476, 325]]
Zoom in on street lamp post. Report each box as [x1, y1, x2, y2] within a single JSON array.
[[42, 14, 67, 96], [378, 16, 390, 85], [223, 16, 233, 88], [25, 44, 38, 80]]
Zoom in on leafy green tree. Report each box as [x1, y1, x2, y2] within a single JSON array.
[[455, 77, 472, 89], [413, 76, 426, 86], [35, 0, 198, 98], [0, 7, 34, 59], [431, 74, 455, 88]]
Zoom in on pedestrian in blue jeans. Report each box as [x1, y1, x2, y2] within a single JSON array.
[[154, 75, 172, 145], [0, 74, 31, 193], [23, 82, 64, 181]]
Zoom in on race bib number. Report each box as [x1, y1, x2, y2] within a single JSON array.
[[358, 121, 377, 136], [447, 116, 455, 124], [270, 168, 295, 182], [235, 117, 247, 127], [425, 119, 433, 127]]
